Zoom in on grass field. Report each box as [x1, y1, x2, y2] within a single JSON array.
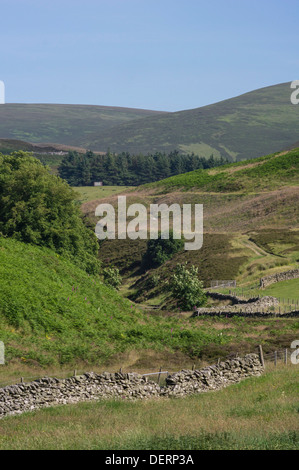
[[0, 365, 297, 450], [74, 186, 133, 203], [262, 278, 299, 301]]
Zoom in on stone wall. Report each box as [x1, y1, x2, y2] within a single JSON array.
[[192, 310, 299, 318], [0, 354, 264, 418], [162, 354, 264, 397], [260, 269, 299, 288], [206, 291, 259, 305], [194, 295, 280, 316], [0, 372, 161, 418]]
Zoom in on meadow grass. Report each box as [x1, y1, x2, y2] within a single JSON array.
[[0, 365, 297, 450], [261, 279, 299, 302], [74, 186, 133, 203]]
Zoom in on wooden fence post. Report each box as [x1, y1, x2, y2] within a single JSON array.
[[285, 349, 288, 365], [158, 367, 162, 384], [258, 345, 265, 368], [274, 351, 277, 367]]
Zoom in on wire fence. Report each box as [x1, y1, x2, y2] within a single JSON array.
[[208, 286, 299, 314], [0, 346, 296, 389]]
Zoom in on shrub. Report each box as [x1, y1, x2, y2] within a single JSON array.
[[142, 231, 184, 269], [102, 266, 122, 290], [171, 262, 206, 310]]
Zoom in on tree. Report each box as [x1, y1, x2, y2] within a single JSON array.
[[0, 152, 100, 274], [142, 231, 184, 269], [170, 263, 206, 310]]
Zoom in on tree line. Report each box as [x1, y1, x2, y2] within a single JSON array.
[[58, 150, 230, 186]]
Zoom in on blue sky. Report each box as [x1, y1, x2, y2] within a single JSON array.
[[0, 0, 298, 111]]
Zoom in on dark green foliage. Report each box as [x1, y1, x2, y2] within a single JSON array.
[[0, 151, 100, 274], [102, 266, 122, 290], [58, 149, 229, 186], [142, 232, 184, 269]]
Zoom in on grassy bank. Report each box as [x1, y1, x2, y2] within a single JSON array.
[[0, 365, 297, 450]]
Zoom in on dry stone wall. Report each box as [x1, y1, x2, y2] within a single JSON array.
[[194, 296, 280, 316], [0, 354, 264, 418], [162, 354, 264, 397], [260, 269, 299, 288]]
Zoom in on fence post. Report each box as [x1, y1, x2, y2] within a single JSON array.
[[274, 351, 277, 367], [258, 345, 265, 368], [285, 349, 288, 365], [158, 367, 162, 384]]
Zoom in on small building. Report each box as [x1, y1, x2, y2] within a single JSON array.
[[94, 182, 103, 187]]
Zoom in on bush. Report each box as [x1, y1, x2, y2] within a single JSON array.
[[142, 231, 184, 269], [102, 266, 122, 290], [171, 262, 206, 310]]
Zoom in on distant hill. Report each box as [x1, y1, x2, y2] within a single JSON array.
[[90, 82, 299, 159], [0, 82, 298, 160], [0, 138, 88, 154], [0, 138, 94, 173], [0, 103, 164, 149]]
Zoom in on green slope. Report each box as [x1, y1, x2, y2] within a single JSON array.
[[91, 82, 299, 159], [0, 237, 229, 367], [0, 103, 163, 148], [142, 148, 299, 192]]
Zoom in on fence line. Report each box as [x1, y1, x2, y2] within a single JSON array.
[[0, 346, 296, 388]]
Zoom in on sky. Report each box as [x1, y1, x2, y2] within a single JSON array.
[[0, 0, 298, 111]]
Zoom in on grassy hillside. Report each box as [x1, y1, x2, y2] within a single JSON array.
[[89, 82, 299, 159], [0, 236, 298, 383], [0, 104, 163, 148], [0, 237, 246, 370], [143, 148, 299, 192]]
